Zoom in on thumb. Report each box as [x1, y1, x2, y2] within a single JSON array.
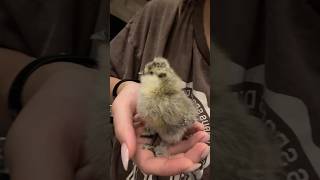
[[112, 99, 136, 171]]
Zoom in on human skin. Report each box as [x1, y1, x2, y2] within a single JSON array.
[[0, 48, 99, 180], [111, 79, 210, 175], [110, 0, 211, 175]]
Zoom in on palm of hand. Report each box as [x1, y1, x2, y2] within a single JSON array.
[[133, 120, 209, 176], [112, 82, 209, 176]]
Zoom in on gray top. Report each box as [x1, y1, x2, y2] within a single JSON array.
[[110, 0, 210, 179]]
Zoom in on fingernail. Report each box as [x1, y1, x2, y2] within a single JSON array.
[[185, 163, 202, 173], [200, 134, 210, 143], [201, 147, 210, 159], [133, 114, 140, 121], [121, 143, 129, 171]]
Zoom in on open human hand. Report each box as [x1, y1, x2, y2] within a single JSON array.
[[133, 119, 210, 176], [112, 81, 210, 176]]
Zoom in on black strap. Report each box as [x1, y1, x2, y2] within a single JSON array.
[[112, 79, 140, 98], [110, 79, 140, 125], [8, 54, 97, 119]]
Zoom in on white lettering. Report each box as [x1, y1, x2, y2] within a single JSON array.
[[287, 169, 309, 180], [282, 148, 298, 166]]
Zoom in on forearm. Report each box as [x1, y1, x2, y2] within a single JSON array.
[[6, 106, 77, 180], [5, 68, 97, 180], [0, 48, 33, 135], [0, 48, 33, 95], [0, 48, 94, 135]]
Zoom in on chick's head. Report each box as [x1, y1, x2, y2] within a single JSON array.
[[140, 57, 183, 95], [143, 57, 174, 79]]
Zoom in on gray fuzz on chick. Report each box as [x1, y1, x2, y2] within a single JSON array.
[[137, 57, 198, 156]]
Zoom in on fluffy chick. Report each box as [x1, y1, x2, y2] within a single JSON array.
[[137, 57, 198, 155]]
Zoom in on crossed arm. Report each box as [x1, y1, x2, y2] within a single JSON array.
[[0, 48, 99, 180]]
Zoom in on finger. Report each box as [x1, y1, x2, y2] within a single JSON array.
[[185, 122, 205, 136], [192, 121, 205, 131], [168, 131, 209, 154], [133, 114, 141, 122], [133, 121, 144, 128], [133, 114, 145, 128], [184, 142, 210, 163], [134, 144, 195, 176]]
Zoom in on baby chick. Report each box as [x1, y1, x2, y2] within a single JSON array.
[[137, 57, 198, 156]]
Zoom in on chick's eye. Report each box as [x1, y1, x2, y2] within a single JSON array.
[[158, 73, 166, 78], [149, 71, 153, 75]]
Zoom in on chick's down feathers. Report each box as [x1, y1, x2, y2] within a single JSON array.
[[137, 57, 198, 146]]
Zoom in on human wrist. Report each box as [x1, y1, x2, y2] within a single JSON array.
[[112, 79, 140, 98], [118, 81, 139, 94]]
